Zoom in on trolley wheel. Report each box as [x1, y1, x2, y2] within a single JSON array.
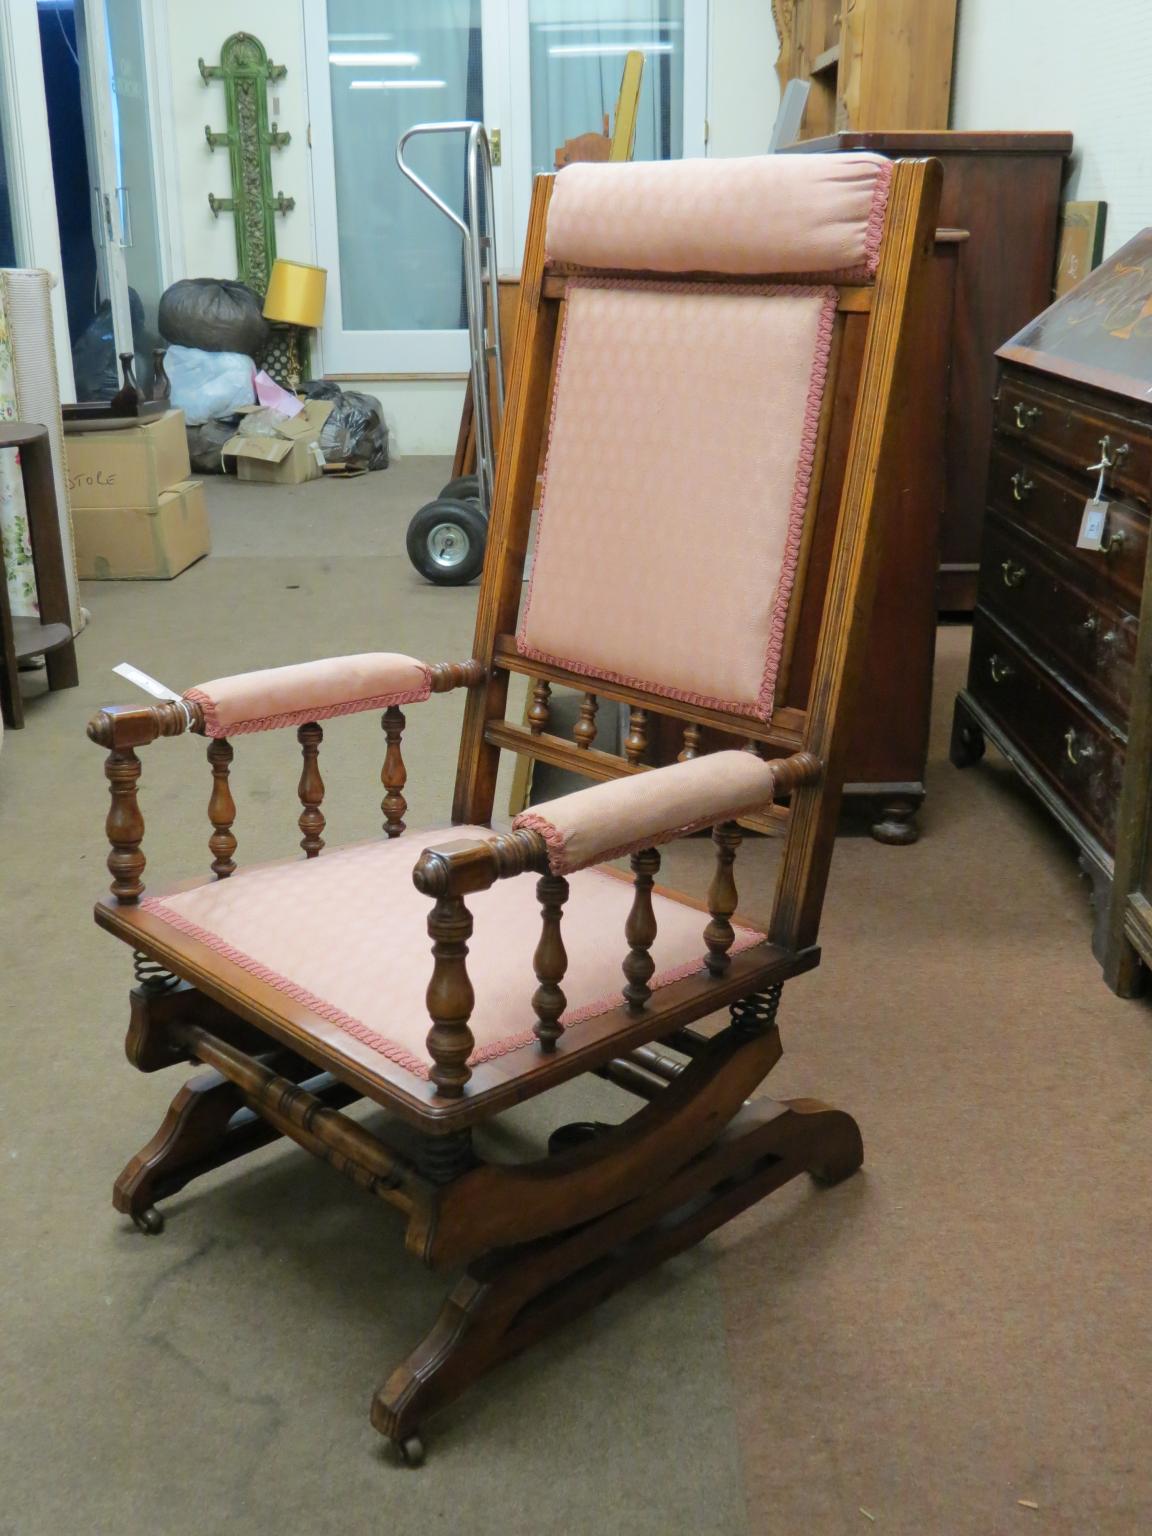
[[406, 497, 487, 586], [439, 473, 480, 502]]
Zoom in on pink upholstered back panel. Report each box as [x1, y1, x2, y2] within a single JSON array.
[[545, 153, 892, 278], [517, 278, 837, 718]]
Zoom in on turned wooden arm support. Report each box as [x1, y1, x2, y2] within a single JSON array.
[[512, 748, 821, 875], [409, 751, 820, 1100], [87, 658, 486, 904]]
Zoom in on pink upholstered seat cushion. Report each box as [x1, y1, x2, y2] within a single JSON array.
[[514, 751, 781, 875], [140, 828, 765, 1082], [184, 653, 432, 737], [517, 279, 836, 718], [545, 153, 892, 279]]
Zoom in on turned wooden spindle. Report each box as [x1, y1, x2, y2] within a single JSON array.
[[624, 707, 649, 766], [207, 737, 237, 878], [296, 722, 325, 857], [678, 723, 702, 762], [104, 748, 146, 902], [623, 847, 661, 1010], [428, 658, 486, 692], [704, 820, 743, 976], [528, 677, 552, 736], [381, 705, 408, 838], [573, 692, 599, 750], [531, 871, 570, 1050], [424, 895, 476, 1097]]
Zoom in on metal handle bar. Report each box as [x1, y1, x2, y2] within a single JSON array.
[[396, 121, 480, 238], [395, 121, 505, 512]]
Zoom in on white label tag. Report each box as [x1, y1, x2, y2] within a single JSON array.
[[113, 662, 182, 702], [1077, 498, 1110, 551]]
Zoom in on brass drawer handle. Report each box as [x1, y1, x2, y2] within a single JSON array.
[[1101, 527, 1127, 554], [1010, 470, 1034, 502], [1013, 402, 1041, 430], [1064, 727, 1096, 766], [1001, 559, 1026, 588], [1081, 614, 1097, 635], [1085, 435, 1130, 476], [989, 653, 1014, 684]]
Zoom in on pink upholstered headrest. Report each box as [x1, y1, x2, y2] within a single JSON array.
[[545, 152, 892, 279]]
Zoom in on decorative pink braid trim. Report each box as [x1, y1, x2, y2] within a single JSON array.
[[140, 896, 433, 1077], [862, 156, 893, 278], [754, 284, 838, 719], [512, 811, 569, 865], [514, 796, 783, 876], [140, 865, 766, 1078], [184, 669, 433, 739], [517, 278, 839, 721]]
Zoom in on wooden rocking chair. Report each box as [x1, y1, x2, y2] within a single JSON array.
[[87, 152, 940, 1462]]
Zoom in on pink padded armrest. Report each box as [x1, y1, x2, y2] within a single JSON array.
[[513, 750, 782, 875], [185, 653, 432, 737], [545, 153, 893, 279]]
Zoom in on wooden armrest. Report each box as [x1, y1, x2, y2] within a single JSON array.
[[512, 750, 821, 875], [87, 658, 485, 750], [409, 756, 817, 1100], [87, 661, 486, 909], [184, 654, 485, 738]]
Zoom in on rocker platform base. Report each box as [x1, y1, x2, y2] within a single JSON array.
[[372, 1095, 862, 1458]]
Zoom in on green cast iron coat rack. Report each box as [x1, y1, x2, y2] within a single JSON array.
[[201, 31, 294, 297]]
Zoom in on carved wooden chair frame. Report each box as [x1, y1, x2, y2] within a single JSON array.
[[87, 158, 940, 1462]]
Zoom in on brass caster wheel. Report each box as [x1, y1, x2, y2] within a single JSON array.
[[398, 1434, 426, 1468], [132, 1206, 165, 1235]]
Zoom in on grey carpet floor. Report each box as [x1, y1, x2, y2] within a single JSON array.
[[2, 465, 1150, 1535]]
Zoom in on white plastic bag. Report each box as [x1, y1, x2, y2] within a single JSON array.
[[166, 344, 256, 425]]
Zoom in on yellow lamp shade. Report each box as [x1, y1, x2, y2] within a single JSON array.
[[263, 260, 327, 328]]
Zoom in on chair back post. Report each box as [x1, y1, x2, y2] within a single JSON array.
[[453, 175, 558, 824], [769, 158, 941, 952]]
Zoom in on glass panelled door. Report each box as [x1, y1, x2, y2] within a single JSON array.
[[305, 0, 705, 377], [77, 0, 166, 394], [503, 0, 705, 268], [526, 0, 687, 177], [307, 0, 500, 374]]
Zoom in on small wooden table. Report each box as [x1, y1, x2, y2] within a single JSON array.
[[0, 421, 78, 728]]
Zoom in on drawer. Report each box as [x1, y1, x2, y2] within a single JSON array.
[[968, 611, 1125, 853], [987, 445, 1148, 606], [979, 516, 1137, 722], [995, 372, 1152, 501]]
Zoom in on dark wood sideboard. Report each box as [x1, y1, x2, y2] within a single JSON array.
[[951, 230, 1152, 993], [785, 130, 1073, 612]]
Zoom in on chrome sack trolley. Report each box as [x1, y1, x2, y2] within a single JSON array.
[[397, 121, 505, 585]]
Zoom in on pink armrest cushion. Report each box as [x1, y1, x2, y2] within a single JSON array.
[[513, 750, 782, 875], [545, 153, 893, 279], [185, 653, 432, 737]]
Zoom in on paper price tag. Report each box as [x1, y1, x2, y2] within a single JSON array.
[[1077, 498, 1110, 551], [113, 662, 182, 701]]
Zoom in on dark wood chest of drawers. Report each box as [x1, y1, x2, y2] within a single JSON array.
[[952, 231, 1152, 990]]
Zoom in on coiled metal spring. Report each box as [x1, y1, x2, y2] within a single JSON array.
[[133, 951, 179, 993]]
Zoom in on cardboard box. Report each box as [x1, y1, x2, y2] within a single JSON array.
[[224, 400, 333, 485], [75, 479, 210, 580], [64, 410, 191, 511]]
